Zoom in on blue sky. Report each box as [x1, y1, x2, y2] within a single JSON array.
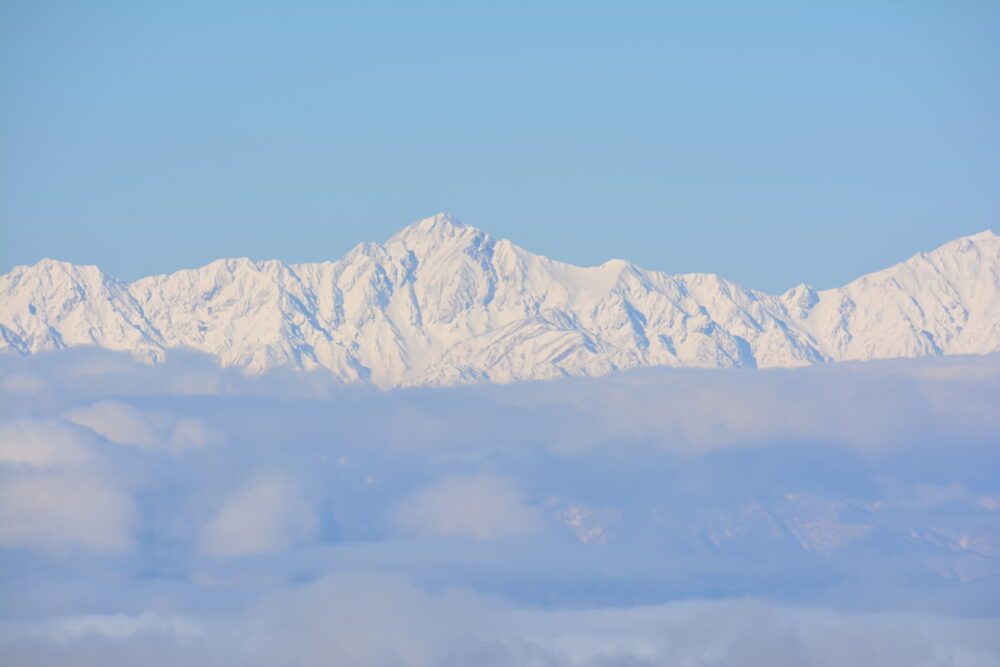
[[1, 1, 997, 292]]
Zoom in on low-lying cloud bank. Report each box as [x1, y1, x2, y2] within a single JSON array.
[[1, 349, 998, 665], [4, 576, 999, 667]]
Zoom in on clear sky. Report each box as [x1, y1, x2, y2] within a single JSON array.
[[1, 1, 997, 293]]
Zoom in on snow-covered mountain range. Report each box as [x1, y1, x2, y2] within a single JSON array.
[[2, 213, 998, 387]]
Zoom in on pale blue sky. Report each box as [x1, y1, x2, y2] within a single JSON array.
[[1, 1, 997, 292]]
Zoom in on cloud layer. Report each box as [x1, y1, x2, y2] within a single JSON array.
[[1, 348, 998, 664]]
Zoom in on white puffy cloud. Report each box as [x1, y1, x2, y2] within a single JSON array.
[[200, 481, 318, 557], [62, 399, 217, 452], [0, 418, 92, 467], [0, 474, 136, 551], [65, 400, 158, 449], [394, 475, 542, 540], [1, 349, 999, 664]]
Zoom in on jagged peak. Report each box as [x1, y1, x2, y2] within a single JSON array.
[[10, 258, 111, 283], [935, 229, 998, 252], [387, 211, 486, 245], [205, 257, 286, 273], [782, 282, 816, 296], [590, 258, 644, 280], [599, 258, 630, 270], [895, 229, 1000, 268], [2, 215, 999, 386], [29, 257, 99, 272], [781, 282, 819, 310], [129, 257, 288, 285]]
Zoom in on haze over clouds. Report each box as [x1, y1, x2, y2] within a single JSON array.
[[1, 349, 998, 665]]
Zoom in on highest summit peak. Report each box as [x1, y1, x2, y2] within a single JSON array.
[[388, 212, 484, 245]]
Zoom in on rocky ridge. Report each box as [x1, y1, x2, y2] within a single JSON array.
[[2, 213, 997, 387]]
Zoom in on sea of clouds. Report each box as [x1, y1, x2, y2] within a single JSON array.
[[1, 348, 999, 666]]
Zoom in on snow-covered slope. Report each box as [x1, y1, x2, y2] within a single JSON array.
[[2, 214, 998, 386]]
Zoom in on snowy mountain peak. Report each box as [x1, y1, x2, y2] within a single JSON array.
[[2, 220, 998, 387], [930, 229, 999, 258], [389, 211, 473, 243], [13, 258, 107, 281]]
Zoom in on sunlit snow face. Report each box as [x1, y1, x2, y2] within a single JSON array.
[[1, 348, 999, 666], [5, 219, 998, 393]]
